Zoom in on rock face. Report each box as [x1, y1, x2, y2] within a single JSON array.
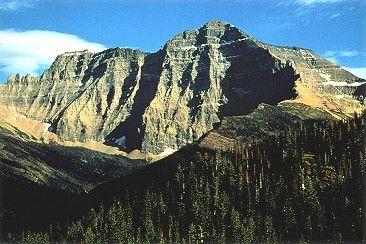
[[0, 20, 365, 154]]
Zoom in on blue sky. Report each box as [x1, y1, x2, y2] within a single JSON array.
[[0, 0, 365, 83]]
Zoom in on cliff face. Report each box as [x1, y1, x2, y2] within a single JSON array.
[[0, 21, 364, 154], [140, 21, 303, 153]]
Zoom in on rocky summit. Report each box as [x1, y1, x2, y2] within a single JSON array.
[[0, 20, 365, 155]]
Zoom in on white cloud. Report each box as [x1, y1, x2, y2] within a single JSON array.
[[324, 50, 360, 64], [324, 50, 359, 57], [296, 0, 344, 5], [0, 29, 106, 77], [330, 13, 341, 18], [343, 67, 366, 79], [324, 51, 366, 79], [326, 56, 338, 64], [0, 0, 37, 11]]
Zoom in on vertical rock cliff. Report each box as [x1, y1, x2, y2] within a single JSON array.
[[0, 21, 364, 154]]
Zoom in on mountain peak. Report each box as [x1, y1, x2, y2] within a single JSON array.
[[165, 20, 247, 49], [202, 20, 231, 29], [0, 21, 364, 156]]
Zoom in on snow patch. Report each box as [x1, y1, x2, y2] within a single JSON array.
[[226, 55, 243, 59], [115, 136, 126, 148], [322, 81, 366, 87], [319, 73, 331, 82], [43, 122, 52, 132], [220, 38, 246, 46], [174, 38, 248, 51], [158, 147, 177, 158], [176, 45, 196, 51]]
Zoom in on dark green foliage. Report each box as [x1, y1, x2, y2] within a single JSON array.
[[18, 114, 366, 243]]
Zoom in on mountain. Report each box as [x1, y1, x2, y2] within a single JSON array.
[[0, 20, 364, 157], [0, 125, 145, 194], [0, 20, 365, 242], [199, 102, 336, 151]]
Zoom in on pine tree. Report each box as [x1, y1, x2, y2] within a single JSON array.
[[142, 190, 156, 242], [84, 227, 96, 243], [262, 215, 277, 243], [230, 208, 243, 242]]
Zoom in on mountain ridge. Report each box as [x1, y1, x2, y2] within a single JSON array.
[[0, 20, 364, 156], [0, 20, 365, 241]]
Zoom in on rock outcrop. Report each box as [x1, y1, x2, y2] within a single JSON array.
[[0, 20, 364, 154]]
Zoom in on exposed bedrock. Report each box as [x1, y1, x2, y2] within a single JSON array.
[[0, 20, 364, 154]]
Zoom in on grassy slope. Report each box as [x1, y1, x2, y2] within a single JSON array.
[[199, 103, 335, 150]]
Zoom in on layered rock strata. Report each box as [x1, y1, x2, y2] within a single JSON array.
[[0, 21, 364, 154]]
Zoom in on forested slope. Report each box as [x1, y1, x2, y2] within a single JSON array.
[[16, 113, 366, 243]]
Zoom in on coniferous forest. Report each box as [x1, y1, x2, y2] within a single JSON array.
[[19, 114, 365, 243]]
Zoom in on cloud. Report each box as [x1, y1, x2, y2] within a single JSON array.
[[326, 56, 339, 64], [342, 67, 366, 79], [323, 50, 361, 63], [324, 50, 359, 57], [323, 51, 366, 79], [329, 13, 341, 18], [295, 0, 344, 5], [0, 29, 106, 77], [273, 21, 296, 30], [0, 0, 37, 11]]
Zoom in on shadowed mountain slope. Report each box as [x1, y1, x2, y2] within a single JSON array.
[[0, 20, 364, 155]]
